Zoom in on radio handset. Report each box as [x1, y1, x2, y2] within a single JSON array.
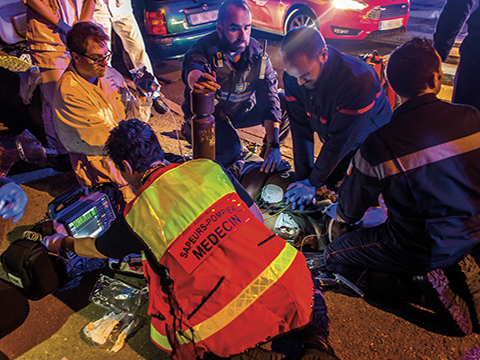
[[259, 39, 267, 80]]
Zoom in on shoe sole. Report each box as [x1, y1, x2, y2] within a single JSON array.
[[457, 254, 480, 327], [426, 268, 473, 335]]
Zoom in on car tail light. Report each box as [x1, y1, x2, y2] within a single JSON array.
[[146, 11, 167, 35]]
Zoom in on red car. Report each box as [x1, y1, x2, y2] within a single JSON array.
[[248, 0, 410, 40]]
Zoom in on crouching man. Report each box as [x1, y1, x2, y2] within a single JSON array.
[[323, 38, 480, 335], [53, 21, 153, 202], [44, 119, 338, 360]]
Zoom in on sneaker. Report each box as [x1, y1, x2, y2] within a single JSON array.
[[413, 268, 473, 335], [459, 255, 480, 326], [444, 254, 480, 331]]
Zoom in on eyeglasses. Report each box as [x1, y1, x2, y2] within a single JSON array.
[[81, 50, 113, 65]]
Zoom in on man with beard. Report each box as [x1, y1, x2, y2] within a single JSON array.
[[281, 27, 392, 210], [53, 21, 152, 202], [181, 0, 287, 174]]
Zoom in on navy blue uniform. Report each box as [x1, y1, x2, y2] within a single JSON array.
[[182, 32, 282, 128], [283, 46, 392, 188], [325, 94, 480, 283], [181, 32, 287, 167], [434, 0, 480, 109]]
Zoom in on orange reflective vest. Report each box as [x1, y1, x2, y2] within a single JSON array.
[[124, 159, 313, 359]]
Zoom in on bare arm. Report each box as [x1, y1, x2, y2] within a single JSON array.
[[66, 236, 107, 258], [260, 120, 281, 173], [44, 234, 107, 258], [79, 0, 95, 21], [24, 0, 59, 27], [264, 120, 280, 144]]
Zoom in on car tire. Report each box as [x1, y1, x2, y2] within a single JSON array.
[[285, 9, 318, 33]]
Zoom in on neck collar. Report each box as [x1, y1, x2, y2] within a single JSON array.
[[141, 162, 166, 185]]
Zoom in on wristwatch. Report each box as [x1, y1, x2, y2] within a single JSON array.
[[267, 141, 280, 149]]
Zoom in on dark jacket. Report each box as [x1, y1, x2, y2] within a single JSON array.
[[337, 93, 480, 269], [434, 0, 480, 61], [181, 32, 281, 125], [283, 46, 392, 187]]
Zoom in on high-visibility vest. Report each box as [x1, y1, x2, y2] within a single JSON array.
[[124, 159, 313, 359]]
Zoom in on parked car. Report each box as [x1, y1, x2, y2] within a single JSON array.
[[248, 0, 410, 40], [135, 0, 410, 60], [132, 0, 223, 60], [0, 0, 27, 47]]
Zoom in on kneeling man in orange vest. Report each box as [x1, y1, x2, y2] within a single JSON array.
[[44, 118, 338, 360]]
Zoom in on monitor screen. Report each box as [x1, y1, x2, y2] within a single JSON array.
[[67, 206, 104, 238]]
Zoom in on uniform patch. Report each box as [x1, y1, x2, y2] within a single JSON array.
[[235, 83, 246, 93], [169, 195, 250, 273], [347, 160, 354, 176]]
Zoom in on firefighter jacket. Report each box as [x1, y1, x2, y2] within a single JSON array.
[[123, 159, 313, 359], [181, 32, 282, 126], [283, 46, 392, 187], [337, 94, 480, 270]]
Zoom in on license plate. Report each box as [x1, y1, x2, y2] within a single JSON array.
[[379, 18, 403, 31], [188, 10, 218, 26]]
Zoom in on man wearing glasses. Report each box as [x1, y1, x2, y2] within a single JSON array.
[[53, 21, 152, 202]]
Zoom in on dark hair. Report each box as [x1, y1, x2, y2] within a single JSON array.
[[281, 26, 325, 63], [106, 119, 164, 173], [67, 21, 110, 55], [218, 0, 250, 24], [386, 37, 441, 98]]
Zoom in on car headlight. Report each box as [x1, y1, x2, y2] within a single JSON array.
[[331, 0, 368, 10]]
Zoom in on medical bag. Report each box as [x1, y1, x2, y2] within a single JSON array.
[[357, 50, 398, 109], [1, 238, 67, 300]]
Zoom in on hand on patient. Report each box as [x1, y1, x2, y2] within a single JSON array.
[[284, 178, 316, 211]]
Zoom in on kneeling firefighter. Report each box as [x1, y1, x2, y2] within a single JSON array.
[[43, 119, 338, 360]]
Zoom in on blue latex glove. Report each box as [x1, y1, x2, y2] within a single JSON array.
[[0, 182, 28, 223], [43, 233, 67, 253], [284, 178, 316, 211], [260, 147, 281, 173], [55, 19, 72, 35]]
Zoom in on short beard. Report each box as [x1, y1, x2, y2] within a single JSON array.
[[219, 28, 247, 54]]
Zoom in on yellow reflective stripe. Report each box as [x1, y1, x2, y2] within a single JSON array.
[[150, 323, 172, 351], [355, 131, 480, 180], [126, 160, 234, 261], [175, 242, 298, 345]]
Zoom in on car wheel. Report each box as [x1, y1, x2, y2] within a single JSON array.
[[285, 9, 317, 33]]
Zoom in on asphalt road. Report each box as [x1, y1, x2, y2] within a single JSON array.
[[0, 2, 475, 360]]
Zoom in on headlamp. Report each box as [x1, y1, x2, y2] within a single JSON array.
[[331, 0, 368, 11]]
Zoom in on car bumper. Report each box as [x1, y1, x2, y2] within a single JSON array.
[[319, 6, 410, 40], [144, 29, 215, 60]]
